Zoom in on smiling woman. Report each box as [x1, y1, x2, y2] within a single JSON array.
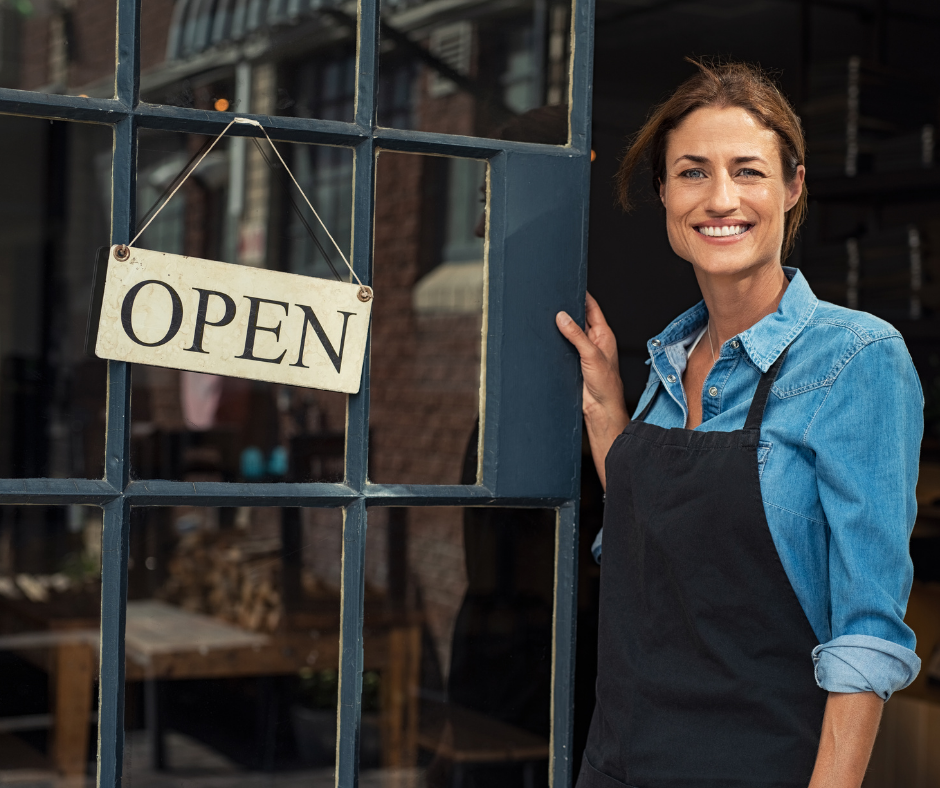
[[557, 60, 922, 788], [619, 59, 808, 262]]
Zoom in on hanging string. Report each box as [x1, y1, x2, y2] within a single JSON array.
[[248, 136, 345, 284], [135, 134, 217, 236], [128, 117, 363, 288]]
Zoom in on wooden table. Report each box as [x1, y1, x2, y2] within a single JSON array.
[[0, 597, 420, 777], [417, 701, 549, 788]]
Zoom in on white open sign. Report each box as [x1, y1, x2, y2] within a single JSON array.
[[86, 245, 372, 394]]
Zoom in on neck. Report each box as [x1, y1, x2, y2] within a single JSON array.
[[696, 262, 788, 347]]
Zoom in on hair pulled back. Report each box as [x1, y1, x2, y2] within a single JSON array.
[[618, 58, 807, 259]]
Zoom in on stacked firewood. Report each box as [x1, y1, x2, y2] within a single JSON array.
[[158, 530, 284, 633]]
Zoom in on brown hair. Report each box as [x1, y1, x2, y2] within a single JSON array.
[[617, 58, 807, 259]]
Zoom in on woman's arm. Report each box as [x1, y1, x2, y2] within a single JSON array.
[[808, 692, 883, 788], [556, 293, 629, 489]]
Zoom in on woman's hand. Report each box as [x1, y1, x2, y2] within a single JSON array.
[[556, 293, 629, 489]]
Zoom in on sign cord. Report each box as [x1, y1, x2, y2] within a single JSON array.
[[128, 117, 363, 288], [247, 136, 346, 284]]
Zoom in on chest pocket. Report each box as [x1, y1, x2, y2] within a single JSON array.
[[757, 440, 773, 480]]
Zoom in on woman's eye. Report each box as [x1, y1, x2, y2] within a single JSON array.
[[737, 168, 765, 178], [679, 169, 706, 179]]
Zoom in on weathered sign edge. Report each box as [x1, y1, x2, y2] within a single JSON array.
[[84, 245, 371, 395]]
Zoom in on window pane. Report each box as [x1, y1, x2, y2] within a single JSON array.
[[368, 152, 486, 485], [140, 0, 356, 123], [123, 506, 343, 784], [362, 506, 555, 784], [130, 130, 351, 482], [7, 0, 116, 98], [0, 116, 111, 479], [378, 0, 571, 142], [0, 505, 102, 785]]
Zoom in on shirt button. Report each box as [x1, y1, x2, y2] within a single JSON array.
[[731, 340, 740, 349], [667, 374, 677, 383], [708, 386, 718, 397], [651, 339, 661, 347]]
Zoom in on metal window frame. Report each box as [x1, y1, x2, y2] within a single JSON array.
[[0, 0, 593, 782]]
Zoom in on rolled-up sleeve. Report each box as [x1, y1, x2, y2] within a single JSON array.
[[807, 336, 923, 700]]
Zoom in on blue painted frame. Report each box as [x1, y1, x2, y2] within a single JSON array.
[[0, 0, 594, 781]]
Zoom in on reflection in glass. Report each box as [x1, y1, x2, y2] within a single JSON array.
[[124, 506, 387, 785], [130, 130, 352, 482], [379, 0, 571, 139], [0, 506, 102, 784], [369, 151, 487, 485], [3, 0, 116, 97], [363, 506, 555, 785], [0, 116, 112, 479], [140, 0, 356, 123]]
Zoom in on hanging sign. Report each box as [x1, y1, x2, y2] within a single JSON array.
[[86, 245, 372, 394], [85, 117, 373, 395]]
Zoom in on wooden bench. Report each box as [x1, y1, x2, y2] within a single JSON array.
[[417, 701, 549, 788]]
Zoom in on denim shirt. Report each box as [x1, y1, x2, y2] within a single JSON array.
[[592, 267, 923, 700]]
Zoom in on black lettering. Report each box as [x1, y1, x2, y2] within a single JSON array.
[[290, 306, 355, 374], [120, 279, 183, 347], [235, 296, 289, 364], [185, 288, 236, 354]]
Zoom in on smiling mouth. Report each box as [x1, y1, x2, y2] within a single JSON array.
[[696, 224, 752, 237]]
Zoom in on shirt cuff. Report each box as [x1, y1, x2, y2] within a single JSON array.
[[591, 528, 603, 564], [812, 634, 921, 700]]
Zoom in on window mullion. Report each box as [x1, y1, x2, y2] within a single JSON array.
[[345, 135, 376, 491], [551, 500, 581, 788], [104, 117, 135, 492], [96, 497, 131, 788], [346, 0, 378, 492], [569, 0, 595, 153], [354, 0, 379, 131], [336, 498, 368, 787], [96, 114, 136, 788], [116, 0, 141, 105]]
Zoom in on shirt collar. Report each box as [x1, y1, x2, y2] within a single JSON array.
[[646, 267, 819, 373]]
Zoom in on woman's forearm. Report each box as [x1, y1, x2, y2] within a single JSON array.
[[808, 692, 883, 788], [584, 403, 629, 490]]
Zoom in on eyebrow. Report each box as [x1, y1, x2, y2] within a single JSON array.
[[673, 154, 769, 166]]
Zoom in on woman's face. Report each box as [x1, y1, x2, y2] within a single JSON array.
[[659, 106, 804, 278]]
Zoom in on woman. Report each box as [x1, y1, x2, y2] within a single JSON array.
[[556, 60, 922, 788]]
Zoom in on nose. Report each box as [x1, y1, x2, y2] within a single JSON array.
[[705, 170, 739, 214]]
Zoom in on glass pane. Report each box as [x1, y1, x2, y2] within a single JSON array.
[[0, 116, 111, 479], [139, 0, 355, 123], [123, 506, 343, 784], [378, 0, 571, 141], [368, 152, 486, 485], [0, 505, 101, 785], [362, 506, 555, 784], [6, 0, 116, 98], [130, 130, 351, 482]]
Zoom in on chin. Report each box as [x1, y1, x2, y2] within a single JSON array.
[[689, 250, 774, 278]]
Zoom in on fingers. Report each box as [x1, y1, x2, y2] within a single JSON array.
[[556, 311, 600, 360]]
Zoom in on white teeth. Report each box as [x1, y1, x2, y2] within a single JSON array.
[[697, 225, 748, 237]]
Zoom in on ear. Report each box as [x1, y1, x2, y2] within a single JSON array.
[[784, 165, 805, 212], [658, 178, 665, 205]]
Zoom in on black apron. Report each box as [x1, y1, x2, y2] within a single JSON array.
[[578, 347, 827, 788]]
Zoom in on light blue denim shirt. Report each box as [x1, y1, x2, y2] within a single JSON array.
[[592, 267, 923, 700]]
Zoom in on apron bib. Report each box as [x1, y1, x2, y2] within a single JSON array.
[[578, 347, 826, 788]]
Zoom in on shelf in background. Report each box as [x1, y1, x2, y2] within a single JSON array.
[[810, 168, 940, 201]]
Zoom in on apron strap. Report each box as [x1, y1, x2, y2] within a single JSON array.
[[636, 344, 791, 429], [744, 345, 791, 431]]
